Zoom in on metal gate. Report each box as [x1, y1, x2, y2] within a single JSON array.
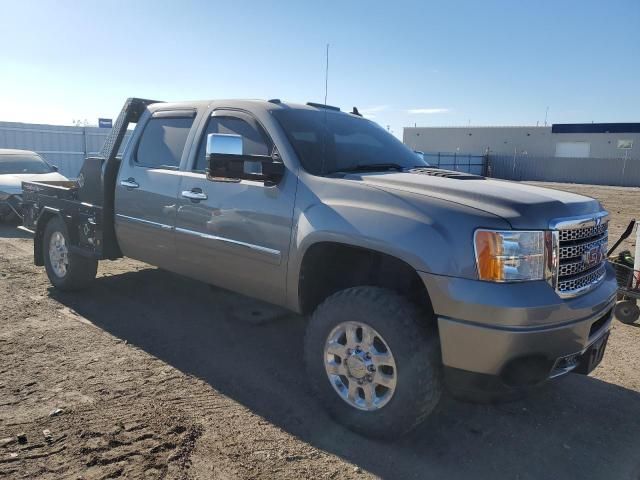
[[421, 152, 487, 176]]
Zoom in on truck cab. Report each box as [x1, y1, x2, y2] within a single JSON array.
[[113, 100, 295, 306], [22, 98, 617, 438]]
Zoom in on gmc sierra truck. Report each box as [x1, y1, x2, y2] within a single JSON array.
[[21, 98, 617, 438]]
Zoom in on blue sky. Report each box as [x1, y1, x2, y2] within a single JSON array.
[[0, 0, 638, 136]]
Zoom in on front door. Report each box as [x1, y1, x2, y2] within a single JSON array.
[[174, 110, 296, 305], [115, 110, 196, 269]]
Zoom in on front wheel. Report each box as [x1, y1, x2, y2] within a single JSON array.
[[43, 216, 98, 290], [304, 286, 442, 439]]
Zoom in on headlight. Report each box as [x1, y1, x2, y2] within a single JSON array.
[[474, 230, 554, 282]]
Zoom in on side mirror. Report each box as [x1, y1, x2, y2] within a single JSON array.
[[207, 132, 243, 156], [206, 133, 284, 185], [51, 165, 59, 172]]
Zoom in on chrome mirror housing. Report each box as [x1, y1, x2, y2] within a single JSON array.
[[206, 133, 243, 156]]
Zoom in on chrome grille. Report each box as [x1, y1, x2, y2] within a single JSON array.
[[557, 264, 607, 294], [559, 234, 607, 260], [558, 222, 608, 242], [555, 215, 608, 297], [558, 258, 597, 277]]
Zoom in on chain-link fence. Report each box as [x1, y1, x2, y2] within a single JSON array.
[[487, 154, 640, 187]]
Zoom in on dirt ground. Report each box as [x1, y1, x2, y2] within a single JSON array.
[[1, 182, 639, 480]]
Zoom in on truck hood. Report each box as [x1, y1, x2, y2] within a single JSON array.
[[0, 172, 68, 195], [353, 170, 603, 229]]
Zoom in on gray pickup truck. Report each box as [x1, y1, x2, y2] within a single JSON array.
[[21, 98, 617, 438]]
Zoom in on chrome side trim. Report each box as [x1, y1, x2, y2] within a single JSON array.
[[114, 214, 281, 259], [174, 226, 281, 259], [115, 214, 173, 231]]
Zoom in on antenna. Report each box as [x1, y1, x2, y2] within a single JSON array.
[[544, 106, 549, 126], [324, 44, 330, 105], [319, 43, 330, 176]]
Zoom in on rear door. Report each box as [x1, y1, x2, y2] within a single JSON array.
[[115, 109, 196, 269], [173, 109, 296, 305]]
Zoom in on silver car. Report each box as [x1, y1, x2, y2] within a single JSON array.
[[0, 149, 68, 222]]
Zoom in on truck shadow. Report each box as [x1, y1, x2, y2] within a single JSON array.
[[50, 266, 640, 480]]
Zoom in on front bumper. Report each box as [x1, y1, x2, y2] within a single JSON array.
[[419, 265, 617, 398]]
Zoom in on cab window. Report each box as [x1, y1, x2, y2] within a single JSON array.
[[194, 114, 271, 172], [136, 116, 194, 169]]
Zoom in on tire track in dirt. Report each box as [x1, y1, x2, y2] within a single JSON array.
[[0, 235, 370, 480]]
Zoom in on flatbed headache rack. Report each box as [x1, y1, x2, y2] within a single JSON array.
[[21, 97, 161, 262]]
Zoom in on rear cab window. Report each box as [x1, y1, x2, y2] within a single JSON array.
[[135, 112, 195, 169]]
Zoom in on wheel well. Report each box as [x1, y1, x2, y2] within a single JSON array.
[[298, 242, 433, 319]]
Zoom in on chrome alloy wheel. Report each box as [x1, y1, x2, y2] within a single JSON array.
[[324, 321, 397, 411], [49, 231, 69, 278]]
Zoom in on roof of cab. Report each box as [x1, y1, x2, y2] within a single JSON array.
[[145, 99, 349, 114]]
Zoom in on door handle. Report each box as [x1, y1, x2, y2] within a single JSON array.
[[120, 178, 139, 189], [181, 189, 208, 201]]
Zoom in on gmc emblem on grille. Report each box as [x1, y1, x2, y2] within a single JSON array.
[[582, 245, 605, 267]]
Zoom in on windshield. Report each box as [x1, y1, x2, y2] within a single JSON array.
[[271, 109, 428, 175], [0, 154, 54, 175]]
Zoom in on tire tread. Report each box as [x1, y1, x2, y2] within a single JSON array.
[[304, 286, 442, 438]]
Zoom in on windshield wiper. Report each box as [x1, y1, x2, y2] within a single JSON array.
[[330, 163, 406, 174]]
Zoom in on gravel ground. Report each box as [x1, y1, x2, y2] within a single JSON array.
[[1, 182, 639, 480]]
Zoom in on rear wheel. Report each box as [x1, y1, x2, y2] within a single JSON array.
[[615, 300, 640, 325], [43, 217, 98, 290], [304, 286, 442, 439]]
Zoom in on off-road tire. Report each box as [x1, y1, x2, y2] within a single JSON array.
[[304, 286, 442, 439], [43, 216, 98, 290]]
